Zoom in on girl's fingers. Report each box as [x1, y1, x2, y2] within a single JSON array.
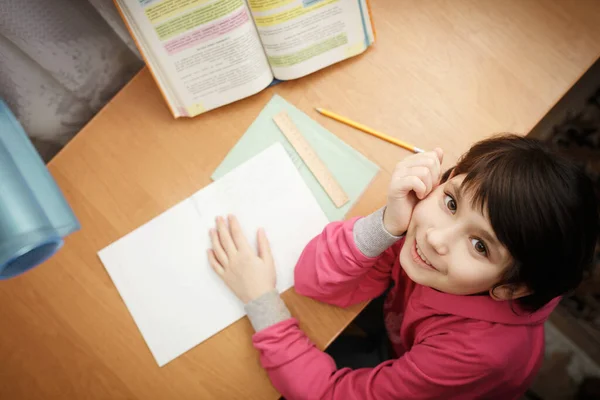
[[398, 152, 441, 185], [409, 166, 433, 196], [257, 228, 274, 263], [210, 228, 229, 267], [430, 149, 442, 185], [433, 147, 444, 165], [207, 249, 225, 276], [399, 150, 440, 169], [216, 216, 236, 254], [422, 151, 441, 184], [228, 215, 251, 252], [403, 176, 428, 199]]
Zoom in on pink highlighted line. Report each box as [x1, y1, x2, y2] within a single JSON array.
[[164, 8, 249, 55]]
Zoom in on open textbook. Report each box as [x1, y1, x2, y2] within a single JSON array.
[[114, 0, 376, 117]]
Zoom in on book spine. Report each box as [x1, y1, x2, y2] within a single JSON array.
[[365, 0, 377, 41], [112, 0, 182, 119]]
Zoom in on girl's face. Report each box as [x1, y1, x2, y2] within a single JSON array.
[[399, 174, 512, 295]]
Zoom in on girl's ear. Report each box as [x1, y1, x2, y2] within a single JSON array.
[[489, 284, 533, 301]]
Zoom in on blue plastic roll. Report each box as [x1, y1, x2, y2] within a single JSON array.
[[0, 100, 80, 279]]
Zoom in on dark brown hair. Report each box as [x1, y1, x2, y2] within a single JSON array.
[[440, 134, 598, 311]]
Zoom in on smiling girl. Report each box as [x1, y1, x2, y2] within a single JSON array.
[[208, 135, 598, 399]]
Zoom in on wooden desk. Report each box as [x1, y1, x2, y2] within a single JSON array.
[[1, 1, 599, 399]]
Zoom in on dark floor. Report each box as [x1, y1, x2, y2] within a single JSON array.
[[525, 56, 600, 400]]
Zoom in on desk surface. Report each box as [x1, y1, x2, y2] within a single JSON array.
[[2, 1, 599, 399]]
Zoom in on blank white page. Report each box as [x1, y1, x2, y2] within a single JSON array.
[[98, 143, 328, 366]]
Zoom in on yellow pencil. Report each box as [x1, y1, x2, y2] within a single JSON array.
[[315, 108, 424, 153]]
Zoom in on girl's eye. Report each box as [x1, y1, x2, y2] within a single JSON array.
[[444, 194, 457, 213], [471, 238, 488, 256]]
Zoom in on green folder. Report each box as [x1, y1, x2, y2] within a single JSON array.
[[212, 95, 379, 221]]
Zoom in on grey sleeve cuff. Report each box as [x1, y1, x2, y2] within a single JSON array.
[[353, 207, 404, 257], [244, 290, 292, 332]]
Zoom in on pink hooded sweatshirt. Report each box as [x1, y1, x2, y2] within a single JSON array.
[[245, 211, 558, 400]]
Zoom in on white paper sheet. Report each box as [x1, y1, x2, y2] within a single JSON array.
[[98, 143, 329, 366]]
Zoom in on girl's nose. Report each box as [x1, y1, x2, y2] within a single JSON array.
[[426, 226, 451, 255]]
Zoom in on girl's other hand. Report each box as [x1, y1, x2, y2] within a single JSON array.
[[208, 215, 276, 304]]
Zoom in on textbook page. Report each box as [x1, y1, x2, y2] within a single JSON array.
[[117, 0, 273, 117], [98, 143, 328, 366], [247, 0, 373, 80]]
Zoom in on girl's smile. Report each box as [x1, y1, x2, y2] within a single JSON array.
[[412, 240, 438, 271]]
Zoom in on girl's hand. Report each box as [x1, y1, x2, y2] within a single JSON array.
[[383, 148, 444, 236], [208, 215, 276, 304]]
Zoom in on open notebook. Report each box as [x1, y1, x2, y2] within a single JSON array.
[[98, 143, 328, 366]]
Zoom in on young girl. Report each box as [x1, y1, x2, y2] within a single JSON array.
[[208, 135, 598, 399]]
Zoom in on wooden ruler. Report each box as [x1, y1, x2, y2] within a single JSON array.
[[273, 111, 349, 208]]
